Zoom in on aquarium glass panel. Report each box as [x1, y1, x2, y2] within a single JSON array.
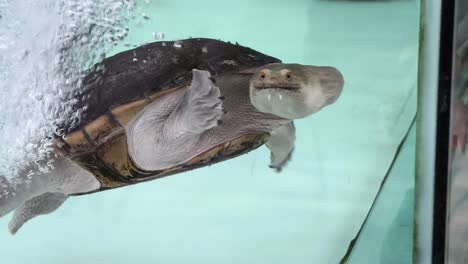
[[0, 0, 419, 263]]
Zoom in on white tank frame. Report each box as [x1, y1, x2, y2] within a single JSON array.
[[416, 0, 453, 263]]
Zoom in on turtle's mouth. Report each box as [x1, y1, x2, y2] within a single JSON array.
[[254, 84, 301, 91]]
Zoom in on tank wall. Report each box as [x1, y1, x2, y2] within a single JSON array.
[[0, 0, 419, 263]]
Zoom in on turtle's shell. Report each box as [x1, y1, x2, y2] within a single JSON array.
[[53, 38, 281, 194]]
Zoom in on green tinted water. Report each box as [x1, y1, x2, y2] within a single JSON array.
[[0, 0, 419, 263]]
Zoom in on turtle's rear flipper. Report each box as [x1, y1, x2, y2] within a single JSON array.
[[8, 192, 68, 235], [0, 175, 45, 218]]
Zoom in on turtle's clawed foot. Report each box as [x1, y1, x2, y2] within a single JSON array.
[[9, 192, 68, 235], [183, 69, 224, 134], [266, 122, 296, 173], [269, 147, 294, 173]]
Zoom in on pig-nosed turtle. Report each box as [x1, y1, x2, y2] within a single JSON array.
[[0, 38, 344, 234]]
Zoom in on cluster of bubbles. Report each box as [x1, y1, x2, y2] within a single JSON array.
[[0, 0, 136, 183]]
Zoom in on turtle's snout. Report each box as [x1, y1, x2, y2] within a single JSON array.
[[317, 66, 344, 105], [299, 66, 344, 117]]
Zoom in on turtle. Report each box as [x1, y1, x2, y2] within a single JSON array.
[[0, 38, 344, 234]]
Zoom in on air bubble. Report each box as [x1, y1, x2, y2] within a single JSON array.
[[0, 0, 136, 185], [173, 41, 182, 48], [153, 32, 164, 40]]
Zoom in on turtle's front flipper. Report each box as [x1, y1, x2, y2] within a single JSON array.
[[129, 69, 224, 171], [177, 69, 224, 134], [8, 192, 68, 234], [266, 122, 296, 172]]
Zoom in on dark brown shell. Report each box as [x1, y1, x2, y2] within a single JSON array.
[[58, 38, 280, 134], [53, 38, 280, 194]]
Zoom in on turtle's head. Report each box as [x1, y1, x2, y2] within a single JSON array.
[[249, 63, 343, 119]]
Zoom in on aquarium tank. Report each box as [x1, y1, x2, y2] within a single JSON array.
[[1, 0, 458, 263]]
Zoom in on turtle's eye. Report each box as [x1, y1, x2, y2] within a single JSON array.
[[258, 70, 271, 80], [286, 73, 291, 79]]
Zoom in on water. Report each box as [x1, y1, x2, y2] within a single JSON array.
[[0, 0, 134, 180], [0, 0, 419, 263]]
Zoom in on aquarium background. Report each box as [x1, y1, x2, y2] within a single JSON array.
[[0, 0, 419, 263]]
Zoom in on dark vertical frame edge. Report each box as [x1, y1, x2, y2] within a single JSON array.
[[433, 0, 455, 262]]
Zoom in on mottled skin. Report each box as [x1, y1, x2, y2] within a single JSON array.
[[0, 61, 343, 234]]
